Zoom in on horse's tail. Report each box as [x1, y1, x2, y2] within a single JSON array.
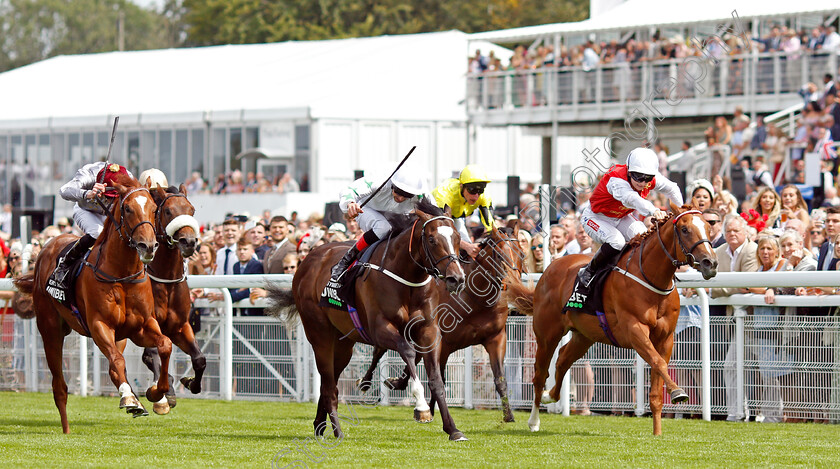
[[501, 271, 534, 316], [11, 273, 36, 319], [264, 281, 299, 323]]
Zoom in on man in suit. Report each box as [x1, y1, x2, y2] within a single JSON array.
[[703, 209, 726, 248], [817, 206, 840, 270], [262, 215, 297, 274], [710, 214, 758, 421], [215, 218, 241, 276], [230, 236, 264, 316]]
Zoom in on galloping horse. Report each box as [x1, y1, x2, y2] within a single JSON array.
[[14, 179, 168, 433], [357, 222, 526, 422], [136, 184, 201, 414], [266, 199, 469, 440], [502, 204, 718, 435]]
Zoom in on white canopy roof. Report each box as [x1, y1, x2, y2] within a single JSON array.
[[471, 0, 840, 43], [0, 31, 508, 124]]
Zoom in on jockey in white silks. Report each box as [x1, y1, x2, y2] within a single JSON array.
[[576, 147, 684, 291], [330, 164, 430, 281]]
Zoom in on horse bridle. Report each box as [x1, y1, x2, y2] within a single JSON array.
[[632, 210, 712, 291], [409, 215, 461, 279], [154, 192, 191, 248], [87, 186, 154, 283], [477, 231, 524, 282]]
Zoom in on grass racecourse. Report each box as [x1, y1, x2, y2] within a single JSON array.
[[1, 392, 839, 468]]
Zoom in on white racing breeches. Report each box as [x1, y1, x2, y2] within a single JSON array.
[[72, 205, 106, 238], [356, 208, 393, 239], [579, 206, 646, 250]]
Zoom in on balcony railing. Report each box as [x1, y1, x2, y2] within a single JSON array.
[[467, 50, 839, 122]]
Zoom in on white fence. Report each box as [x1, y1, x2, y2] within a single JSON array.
[[2, 272, 840, 423]]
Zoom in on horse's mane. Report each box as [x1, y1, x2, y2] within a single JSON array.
[[382, 197, 446, 236], [625, 206, 692, 247]]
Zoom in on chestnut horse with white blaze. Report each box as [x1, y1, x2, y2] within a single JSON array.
[[14, 179, 167, 433], [502, 204, 717, 436]]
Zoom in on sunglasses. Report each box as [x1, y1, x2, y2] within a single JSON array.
[[811, 230, 823, 235], [706, 220, 720, 226], [464, 185, 486, 195], [629, 172, 654, 183], [531, 244, 544, 250], [283, 265, 296, 271], [392, 186, 415, 199], [8, 255, 19, 261]]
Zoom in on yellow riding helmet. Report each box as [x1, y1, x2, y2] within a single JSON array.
[[459, 164, 490, 185]]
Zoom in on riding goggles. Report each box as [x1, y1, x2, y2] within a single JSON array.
[[392, 186, 416, 199], [464, 183, 486, 195], [628, 171, 654, 184]]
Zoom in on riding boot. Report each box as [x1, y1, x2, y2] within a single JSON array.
[[577, 244, 621, 290], [54, 234, 96, 289], [330, 245, 362, 281]]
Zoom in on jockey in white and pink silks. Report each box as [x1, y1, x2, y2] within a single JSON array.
[[576, 147, 684, 290]]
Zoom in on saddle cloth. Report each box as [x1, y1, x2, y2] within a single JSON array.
[[319, 239, 385, 312], [564, 265, 610, 316], [45, 243, 89, 310]]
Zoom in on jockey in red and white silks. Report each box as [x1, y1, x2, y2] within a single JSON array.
[[577, 147, 684, 288]]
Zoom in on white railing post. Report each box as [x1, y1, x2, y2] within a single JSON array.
[[378, 355, 389, 406], [221, 289, 233, 401], [540, 184, 551, 269], [464, 345, 473, 409], [635, 353, 645, 416], [79, 337, 88, 397], [697, 288, 712, 421], [24, 318, 36, 392], [735, 306, 746, 420], [93, 345, 101, 395]]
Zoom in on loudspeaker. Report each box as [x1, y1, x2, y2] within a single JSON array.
[[323, 202, 344, 227], [12, 209, 52, 239], [507, 176, 520, 208], [730, 166, 747, 202], [670, 171, 687, 195]]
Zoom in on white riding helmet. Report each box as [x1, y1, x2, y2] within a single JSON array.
[[139, 168, 169, 188], [626, 147, 659, 176], [391, 165, 427, 197]]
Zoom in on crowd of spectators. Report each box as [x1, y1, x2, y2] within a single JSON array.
[[183, 170, 307, 195], [469, 24, 840, 75]]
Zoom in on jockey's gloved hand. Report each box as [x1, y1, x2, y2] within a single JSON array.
[[86, 182, 107, 200], [652, 209, 667, 220]]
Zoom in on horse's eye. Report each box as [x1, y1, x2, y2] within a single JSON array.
[[428, 236, 437, 245], [681, 226, 689, 234], [125, 206, 133, 214], [165, 208, 171, 216]]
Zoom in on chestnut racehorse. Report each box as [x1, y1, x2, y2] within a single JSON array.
[[14, 180, 168, 433], [133, 184, 202, 414], [357, 222, 526, 422], [502, 204, 718, 435], [266, 199, 469, 440]]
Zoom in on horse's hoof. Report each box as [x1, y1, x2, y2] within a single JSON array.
[[119, 395, 141, 410], [529, 424, 540, 432], [129, 405, 149, 418], [414, 409, 433, 423], [449, 432, 468, 441], [503, 413, 515, 423], [165, 391, 177, 408], [356, 378, 372, 393], [540, 390, 556, 405], [180, 376, 202, 394], [385, 377, 407, 391], [671, 388, 689, 403], [153, 402, 171, 415]]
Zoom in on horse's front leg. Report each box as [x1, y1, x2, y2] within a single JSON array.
[[89, 320, 148, 417], [133, 317, 173, 410], [420, 341, 466, 441], [170, 322, 207, 395], [375, 320, 431, 423]]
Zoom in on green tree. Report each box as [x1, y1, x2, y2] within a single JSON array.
[[0, 0, 180, 72], [182, 0, 588, 46]]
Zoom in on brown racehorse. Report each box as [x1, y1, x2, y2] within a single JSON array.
[[266, 199, 470, 440], [14, 180, 169, 433], [502, 203, 718, 436], [134, 184, 202, 415], [357, 222, 526, 423]]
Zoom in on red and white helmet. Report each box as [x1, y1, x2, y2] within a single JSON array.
[[626, 147, 659, 176]]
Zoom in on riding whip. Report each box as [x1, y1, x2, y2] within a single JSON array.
[[98, 116, 120, 185], [358, 146, 416, 209]]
